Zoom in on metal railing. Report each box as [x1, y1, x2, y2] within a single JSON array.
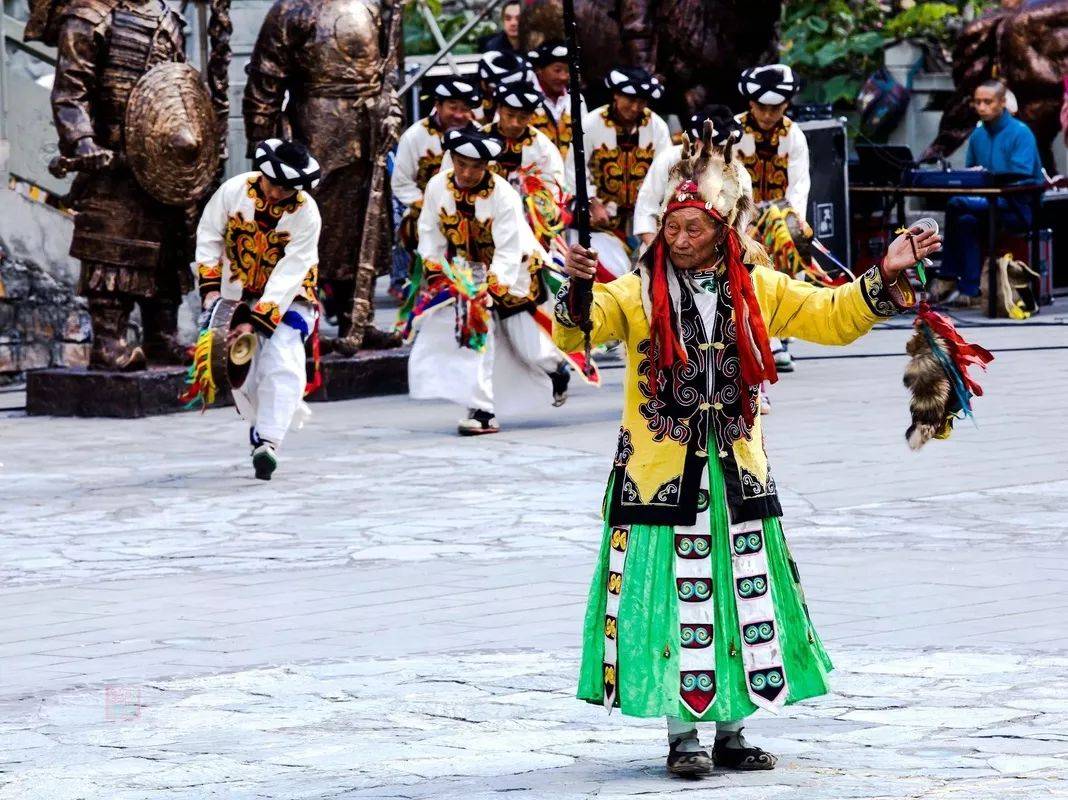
[[399, 0, 508, 95]]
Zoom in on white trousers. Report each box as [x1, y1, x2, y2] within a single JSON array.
[[408, 303, 562, 417], [232, 303, 314, 445]]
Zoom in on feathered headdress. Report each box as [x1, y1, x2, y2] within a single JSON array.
[[640, 115, 775, 427]]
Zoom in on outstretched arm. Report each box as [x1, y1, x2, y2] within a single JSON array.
[[758, 226, 940, 344]]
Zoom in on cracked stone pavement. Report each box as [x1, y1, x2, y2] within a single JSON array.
[[1, 317, 1067, 799]]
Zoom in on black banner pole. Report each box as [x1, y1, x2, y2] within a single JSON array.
[[561, 0, 594, 363]]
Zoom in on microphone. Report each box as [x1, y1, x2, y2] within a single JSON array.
[[904, 217, 938, 284]]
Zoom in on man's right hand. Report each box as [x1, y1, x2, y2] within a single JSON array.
[[589, 199, 611, 228], [563, 243, 599, 281], [202, 291, 221, 310], [72, 137, 115, 171]]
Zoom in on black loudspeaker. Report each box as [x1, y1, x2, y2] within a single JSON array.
[[798, 119, 851, 271], [1040, 192, 1068, 292]]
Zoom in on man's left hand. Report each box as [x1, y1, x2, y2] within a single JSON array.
[[882, 226, 942, 280]]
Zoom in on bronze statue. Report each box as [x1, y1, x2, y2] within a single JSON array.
[[24, 0, 220, 371], [521, 0, 781, 112], [244, 0, 405, 352], [923, 0, 1068, 173]]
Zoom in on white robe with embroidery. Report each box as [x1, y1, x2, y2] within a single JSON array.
[[734, 113, 811, 221], [192, 172, 321, 444], [565, 106, 673, 277], [410, 170, 562, 417], [392, 117, 446, 208]]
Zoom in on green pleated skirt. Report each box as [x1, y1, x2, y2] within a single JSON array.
[[577, 453, 833, 722]]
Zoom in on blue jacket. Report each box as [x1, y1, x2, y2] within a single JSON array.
[[965, 112, 1044, 182]]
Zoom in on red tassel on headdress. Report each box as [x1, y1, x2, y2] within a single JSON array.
[[723, 226, 778, 425], [648, 192, 778, 426], [649, 236, 688, 371]]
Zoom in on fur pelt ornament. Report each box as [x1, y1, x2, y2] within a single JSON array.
[[903, 303, 994, 449]]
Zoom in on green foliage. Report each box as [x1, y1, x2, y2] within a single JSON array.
[[884, 2, 959, 39], [781, 1, 998, 109], [781, 0, 890, 105], [404, 0, 499, 57]]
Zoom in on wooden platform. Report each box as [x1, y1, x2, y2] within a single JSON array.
[[26, 348, 409, 418]]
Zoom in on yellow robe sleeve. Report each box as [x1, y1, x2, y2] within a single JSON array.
[[755, 264, 915, 346], [552, 273, 638, 353]]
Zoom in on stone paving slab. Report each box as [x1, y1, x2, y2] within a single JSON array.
[[1, 648, 1065, 800], [1, 321, 1067, 798]]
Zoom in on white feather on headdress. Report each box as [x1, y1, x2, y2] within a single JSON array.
[[655, 121, 770, 266]]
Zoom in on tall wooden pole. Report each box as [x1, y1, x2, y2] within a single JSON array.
[[561, 0, 593, 357]]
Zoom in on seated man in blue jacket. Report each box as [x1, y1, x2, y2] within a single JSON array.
[[934, 79, 1045, 307]]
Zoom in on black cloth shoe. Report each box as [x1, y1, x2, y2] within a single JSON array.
[[666, 731, 712, 778], [549, 364, 570, 407], [252, 443, 278, 481], [712, 730, 777, 770], [457, 408, 499, 436]]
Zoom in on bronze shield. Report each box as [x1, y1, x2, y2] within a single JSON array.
[[125, 62, 219, 206]]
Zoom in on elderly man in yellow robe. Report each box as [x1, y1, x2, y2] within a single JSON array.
[[554, 126, 939, 777]]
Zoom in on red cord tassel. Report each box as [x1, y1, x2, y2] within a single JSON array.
[[649, 237, 688, 371], [727, 230, 777, 378], [304, 312, 322, 397]]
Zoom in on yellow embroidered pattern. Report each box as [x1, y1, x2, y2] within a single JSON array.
[[440, 211, 495, 267], [589, 144, 655, 222], [447, 172, 495, 203], [532, 108, 573, 157], [415, 152, 444, 193], [223, 214, 291, 295], [739, 113, 790, 205], [251, 300, 282, 327], [301, 264, 319, 302], [246, 177, 304, 219], [196, 262, 222, 281]]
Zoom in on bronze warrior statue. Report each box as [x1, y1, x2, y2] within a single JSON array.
[[25, 0, 219, 371], [521, 0, 782, 112], [923, 0, 1068, 173], [244, 0, 405, 351]]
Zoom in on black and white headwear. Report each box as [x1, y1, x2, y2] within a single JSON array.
[[253, 138, 321, 191], [479, 50, 535, 87], [527, 40, 569, 69], [443, 127, 504, 161], [687, 106, 743, 146], [738, 64, 799, 106], [432, 77, 482, 107], [605, 66, 664, 101], [494, 82, 543, 112]]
